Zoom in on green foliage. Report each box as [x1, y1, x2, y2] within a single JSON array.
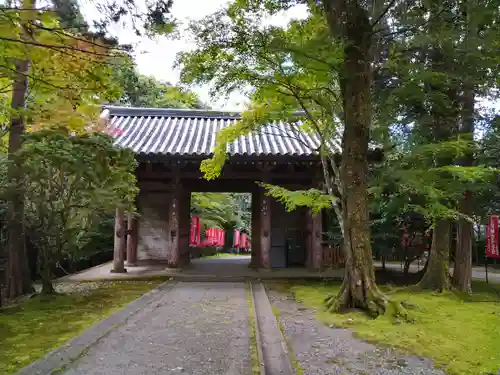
[[17, 128, 137, 289], [262, 184, 331, 214], [191, 192, 250, 232], [113, 59, 207, 109], [180, 6, 343, 183], [0, 6, 125, 133], [372, 0, 500, 229], [374, 137, 497, 226]]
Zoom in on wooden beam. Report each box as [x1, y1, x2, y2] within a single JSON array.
[[136, 170, 320, 180], [138, 178, 320, 193]]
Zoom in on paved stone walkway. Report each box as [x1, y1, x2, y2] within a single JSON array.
[[62, 282, 252, 375]]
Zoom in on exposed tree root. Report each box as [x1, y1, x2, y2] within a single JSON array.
[[415, 273, 451, 293], [324, 280, 414, 322]]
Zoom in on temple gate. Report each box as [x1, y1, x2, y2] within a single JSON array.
[[102, 106, 334, 272]]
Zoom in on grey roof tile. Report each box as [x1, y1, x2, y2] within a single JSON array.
[[103, 106, 340, 157]]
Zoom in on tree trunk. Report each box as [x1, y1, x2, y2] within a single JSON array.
[[404, 258, 411, 276], [452, 2, 476, 294], [417, 220, 451, 291], [453, 192, 473, 293], [5, 58, 33, 299], [323, 0, 388, 317], [41, 268, 55, 295], [416, 2, 458, 292]]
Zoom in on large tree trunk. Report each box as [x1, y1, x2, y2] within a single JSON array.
[[323, 0, 387, 317], [418, 220, 451, 291], [453, 83, 474, 292], [453, 193, 473, 293], [416, 2, 458, 292], [452, 2, 476, 294], [41, 261, 55, 295], [5, 58, 33, 299]]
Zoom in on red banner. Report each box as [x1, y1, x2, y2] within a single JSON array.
[[218, 229, 225, 247], [234, 230, 240, 248], [486, 216, 500, 258], [241, 233, 247, 249], [209, 228, 216, 246]]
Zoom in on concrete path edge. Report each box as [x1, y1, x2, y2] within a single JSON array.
[[16, 281, 176, 375], [248, 282, 266, 375], [252, 282, 294, 375]]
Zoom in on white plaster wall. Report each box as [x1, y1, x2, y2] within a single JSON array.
[[137, 191, 172, 260]]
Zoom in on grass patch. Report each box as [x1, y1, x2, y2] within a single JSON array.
[[0, 280, 162, 375], [246, 283, 261, 375], [268, 280, 500, 375]]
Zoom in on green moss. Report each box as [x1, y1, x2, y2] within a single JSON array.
[[268, 281, 500, 375], [246, 283, 261, 375], [0, 281, 161, 375]]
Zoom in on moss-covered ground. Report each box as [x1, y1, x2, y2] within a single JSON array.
[[267, 280, 500, 375], [0, 281, 161, 375]]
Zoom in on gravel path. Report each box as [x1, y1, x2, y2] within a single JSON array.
[[267, 289, 445, 375], [62, 282, 252, 375]]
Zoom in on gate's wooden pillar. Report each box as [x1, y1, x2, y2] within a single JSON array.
[[260, 192, 271, 268], [250, 190, 261, 267], [307, 208, 323, 270], [178, 189, 191, 267], [168, 179, 180, 267], [126, 212, 138, 266], [111, 207, 127, 273]]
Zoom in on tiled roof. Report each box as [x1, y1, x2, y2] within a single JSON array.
[[102, 106, 341, 158]]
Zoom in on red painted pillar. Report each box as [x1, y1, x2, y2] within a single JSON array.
[[111, 207, 127, 273]]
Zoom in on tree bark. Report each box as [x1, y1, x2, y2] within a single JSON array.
[[417, 219, 451, 291], [452, 1, 476, 294], [457, 86, 474, 277], [453, 193, 473, 293], [41, 264, 55, 295], [5, 59, 33, 299], [323, 0, 388, 317], [5, 0, 37, 299], [416, 2, 458, 292]]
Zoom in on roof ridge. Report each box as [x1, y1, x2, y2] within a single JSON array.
[[102, 105, 308, 119], [103, 105, 242, 118]]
